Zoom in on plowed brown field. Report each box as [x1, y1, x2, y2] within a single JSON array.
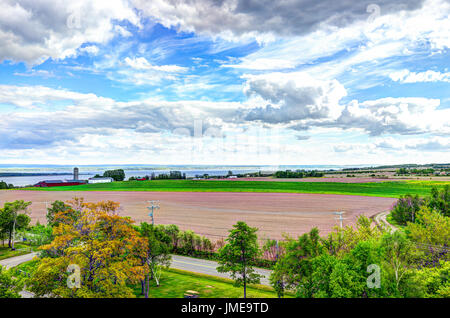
[[0, 190, 395, 240]]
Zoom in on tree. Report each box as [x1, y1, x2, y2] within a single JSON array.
[[139, 223, 171, 297], [270, 228, 323, 298], [323, 215, 382, 257], [29, 199, 148, 298], [0, 200, 31, 250], [217, 221, 262, 298], [408, 260, 450, 297], [379, 231, 416, 294], [46, 200, 71, 226], [103, 169, 125, 181], [390, 194, 424, 225], [427, 185, 449, 217], [0, 266, 23, 298]]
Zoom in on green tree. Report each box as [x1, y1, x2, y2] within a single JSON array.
[[139, 223, 172, 297], [46, 200, 71, 226], [270, 228, 323, 298], [427, 185, 449, 217], [390, 194, 424, 225], [0, 200, 31, 249], [103, 169, 125, 181], [379, 231, 416, 294], [217, 221, 262, 298], [408, 260, 450, 297]]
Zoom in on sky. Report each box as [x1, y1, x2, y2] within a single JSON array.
[[0, 0, 449, 166]]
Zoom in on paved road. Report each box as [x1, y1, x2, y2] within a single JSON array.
[[0, 252, 38, 298], [0, 252, 38, 269], [170, 255, 272, 286]]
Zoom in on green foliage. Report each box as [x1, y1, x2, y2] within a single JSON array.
[[103, 169, 125, 181], [24, 223, 53, 247], [0, 181, 14, 189], [217, 221, 262, 298], [389, 185, 449, 225], [390, 194, 424, 225], [46, 200, 71, 226], [323, 215, 382, 256], [270, 228, 323, 298], [409, 261, 450, 297], [428, 185, 449, 217], [138, 222, 172, 295], [0, 265, 23, 298], [0, 200, 31, 249]]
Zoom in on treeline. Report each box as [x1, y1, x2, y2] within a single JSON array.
[[274, 169, 324, 178], [396, 168, 437, 175], [390, 185, 449, 225], [129, 171, 187, 181], [0, 181, 14, 189]]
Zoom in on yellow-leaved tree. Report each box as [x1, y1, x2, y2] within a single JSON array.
[[30, 198, 148, 298]]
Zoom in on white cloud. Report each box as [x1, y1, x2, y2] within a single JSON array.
[[124, 57, 188, 73], [390, 69, 450, 83], [0, 0, 140, 65], [79, 45, 99, 56], [242, 71, 347, 123]]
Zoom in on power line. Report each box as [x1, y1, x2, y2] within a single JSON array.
[[333, 211, 346, 228], [147, 200, 160, 226]]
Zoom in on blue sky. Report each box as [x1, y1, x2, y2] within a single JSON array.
[[0, 0, 449, 165]]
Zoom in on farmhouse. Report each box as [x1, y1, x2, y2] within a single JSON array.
[[88, 177, 114, 184]]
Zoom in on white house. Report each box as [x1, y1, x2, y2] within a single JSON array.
[[88, 177, 113, 184], [227, 175, 238, 179]]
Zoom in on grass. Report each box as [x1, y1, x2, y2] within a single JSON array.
[[133, 268, 284, 298], [0, 242, 33, 261], [24, 179, 450, 198]]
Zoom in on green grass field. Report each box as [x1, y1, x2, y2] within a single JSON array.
[[133, 268, 283, 298], [25, 179, 449, 198]]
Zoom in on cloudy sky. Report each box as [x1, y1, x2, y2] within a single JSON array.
[[0, 0, 449, 165]]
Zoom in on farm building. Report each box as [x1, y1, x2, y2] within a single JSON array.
[[88, 177, 113, 184], [34, 180, 86, 187]]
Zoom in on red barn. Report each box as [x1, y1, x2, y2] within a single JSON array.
[[34, 180, 86, 187]]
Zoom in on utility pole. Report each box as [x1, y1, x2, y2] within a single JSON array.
[[147, 200, 160, 226], [333, 211, 346, 228]]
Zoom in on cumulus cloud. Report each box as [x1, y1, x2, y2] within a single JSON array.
[[223, 0, 450, 76], [132, 0, 425, 39], [330, 98, 448, 136], [239, 73, 450, 136], [0, 85, 241, 149], [0, 0, 139, 64], [242, 72, 347, 123]]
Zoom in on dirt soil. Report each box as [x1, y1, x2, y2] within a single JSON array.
[[0, 190, 396, 240]]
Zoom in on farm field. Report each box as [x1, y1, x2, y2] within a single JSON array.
[[24, 179, 450, 198], [1, 190, 396, 240]]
